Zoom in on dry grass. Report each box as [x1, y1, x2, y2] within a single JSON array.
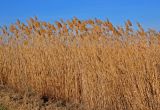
[[0, 85, 83, 110], [0, 17, 160, 110]]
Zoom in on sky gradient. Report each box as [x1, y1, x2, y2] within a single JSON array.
[[0, 0, 159, 30]]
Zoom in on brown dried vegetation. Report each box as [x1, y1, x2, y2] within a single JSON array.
[[0, 17, 160, 110]]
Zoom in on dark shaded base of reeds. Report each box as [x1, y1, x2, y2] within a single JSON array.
[[0, 84, 84, 110]]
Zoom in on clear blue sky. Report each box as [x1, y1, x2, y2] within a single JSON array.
[[0, 0, 160, 30]]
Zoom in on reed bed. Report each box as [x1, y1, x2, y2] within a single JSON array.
[[0, 17, 160, 110]]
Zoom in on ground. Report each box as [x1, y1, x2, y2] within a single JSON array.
[[0, 85, 83, 110]]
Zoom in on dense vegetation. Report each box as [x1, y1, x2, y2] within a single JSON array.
[[0, 17, 160, 110]]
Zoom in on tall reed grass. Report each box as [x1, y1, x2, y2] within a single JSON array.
[[0, 17, 160, 109]]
